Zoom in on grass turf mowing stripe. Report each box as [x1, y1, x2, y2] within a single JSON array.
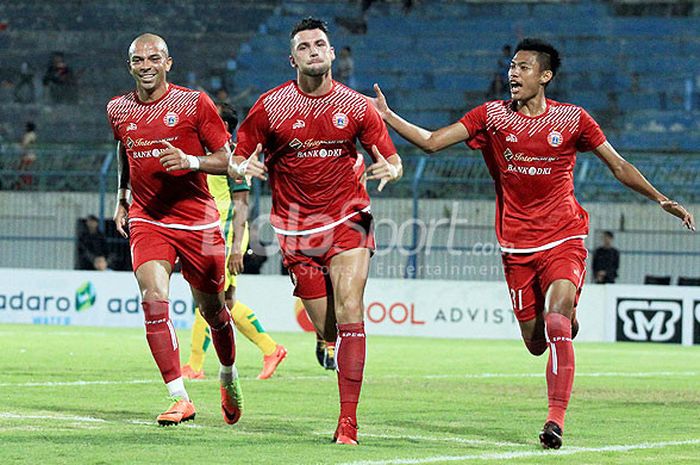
[[2, 370, 696, 388]]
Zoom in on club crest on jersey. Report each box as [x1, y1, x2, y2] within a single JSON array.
[[126, 122, 137, 131], [292, 119, 306, 130], [547, 130, 563, 147], [506, 133, 518, 143], [332, 112, 348, 129], [163, 111, 179, 127]]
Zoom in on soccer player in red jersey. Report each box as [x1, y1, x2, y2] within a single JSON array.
[[371, 38, 695, 448], [229, 18, 403, 445], [106, 33, 243, 426]]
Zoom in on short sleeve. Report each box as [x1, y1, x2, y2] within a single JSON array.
[[106, 101, 120, 141], [458, 104, 488, 150], [196, 92, 230, 153], [358, 101, 397, 161], [575, 108, 607, 152], [233, 97, 270, 159]]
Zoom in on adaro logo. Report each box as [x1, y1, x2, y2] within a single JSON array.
[[75, 281, 96, 312], [616, 298, 682, 343]]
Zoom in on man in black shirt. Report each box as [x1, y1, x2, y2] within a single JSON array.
[[593, 231, 620, 283]]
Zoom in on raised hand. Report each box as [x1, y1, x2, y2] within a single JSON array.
[[366, 145, 401, 192], [229, 143, 267, 181], [370, 83, 391, 120], [158, 140, 202, 172], [660, 199, 695, 231]]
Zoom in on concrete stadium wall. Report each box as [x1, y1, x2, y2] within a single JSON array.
[[0, 192, 698, 285]]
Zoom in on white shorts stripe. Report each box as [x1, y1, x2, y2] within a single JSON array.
[[129, 217, 220, 231], [501, 235, 587, 254]]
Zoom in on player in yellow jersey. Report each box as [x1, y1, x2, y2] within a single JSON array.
[[182, 102, 287, 380]]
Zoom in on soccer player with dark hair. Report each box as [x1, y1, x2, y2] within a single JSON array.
[[107, 33, 242, 426], [229, 17, 402, 444], [371, 37, 694, 448]]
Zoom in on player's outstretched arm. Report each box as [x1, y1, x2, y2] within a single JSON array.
[[371, 83, 469, 153], [593, 141, 695, 231], [228, 143, 267, 181], [229, 190, 249, 276], [366, 145, 403, 192], [113, 142, 130, 238], [158, 140, 230, 175]]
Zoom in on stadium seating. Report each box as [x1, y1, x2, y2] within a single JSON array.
[[0, 0, 698, 203]]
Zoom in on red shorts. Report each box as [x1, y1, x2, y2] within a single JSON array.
[[277, 211, 375, 300], [501, 239, 588, 322], [129, 221, 226, 294]]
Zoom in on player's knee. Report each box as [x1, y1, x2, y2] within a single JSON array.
[[547, 296, 575, 317], [335, 297, 363, 323], [524, 339, 547, 356], [142, 289, 168, 302]]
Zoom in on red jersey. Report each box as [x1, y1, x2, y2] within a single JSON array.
[[460, 99, 606, 252], [106, 84, 229, 229], [234, 80, 396, 235]]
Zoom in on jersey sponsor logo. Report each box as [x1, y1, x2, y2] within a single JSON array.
[[296, 148, 343, 158], [616, 298, 682, 343], [163, 111, 179, 127], [127, 137, 178, 149], [292, 119, 306, 129], [332, 112, 348, 129], [126, 122, 138, 131], [132, 148, 163, 159], [289, 138, 304, 150], [125, 136, 135, 149], [505, 133, 518, 143], [506, 164, 552, 176], [503, 148, 556, 164], [547, 130, 564, 147], [302, 138, 347, 148]]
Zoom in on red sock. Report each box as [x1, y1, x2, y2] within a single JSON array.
[[336, 322, 366, 424], [204, 306, 236, 367], [545, 312, 575, 429], [142, 300, 181, 383]]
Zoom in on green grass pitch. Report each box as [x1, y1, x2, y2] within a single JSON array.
[[1, 324, 699, 464]]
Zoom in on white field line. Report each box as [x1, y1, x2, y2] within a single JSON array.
[[0, 411, 262, 434], [314, 431, 526, 448], [339, 439, 700, 465], [1, 370, 697, 388]]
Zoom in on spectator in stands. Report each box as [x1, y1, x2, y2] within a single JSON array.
[[215, 88, 232, 105], [14, 62, 35, 103], [77, 214, 108, 270], [43, 52, 78, 104], [336, 46, 356, 87], [93, 255, 112, 271], [486, 72, 506, 100], [593, 231, 620, 284], [14, 121, 37, 190], [497, 44, 512, 89]]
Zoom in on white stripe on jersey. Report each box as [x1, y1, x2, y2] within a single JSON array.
[[485, 101, 582, 137], [272, 206, 372, 236], [262, 81, 368, 130], [107, 84, 200, 130], [500, 235, 587, 254], [129, 217, 221, 231]]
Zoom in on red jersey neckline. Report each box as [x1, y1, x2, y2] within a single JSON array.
[[508, 98, 551, 120], [135, 83, 172, 106], [292, 79, 336, 99]]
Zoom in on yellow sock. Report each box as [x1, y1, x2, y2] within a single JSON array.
[[186, 309, 210, 372], [232, 301, 277, 356]]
